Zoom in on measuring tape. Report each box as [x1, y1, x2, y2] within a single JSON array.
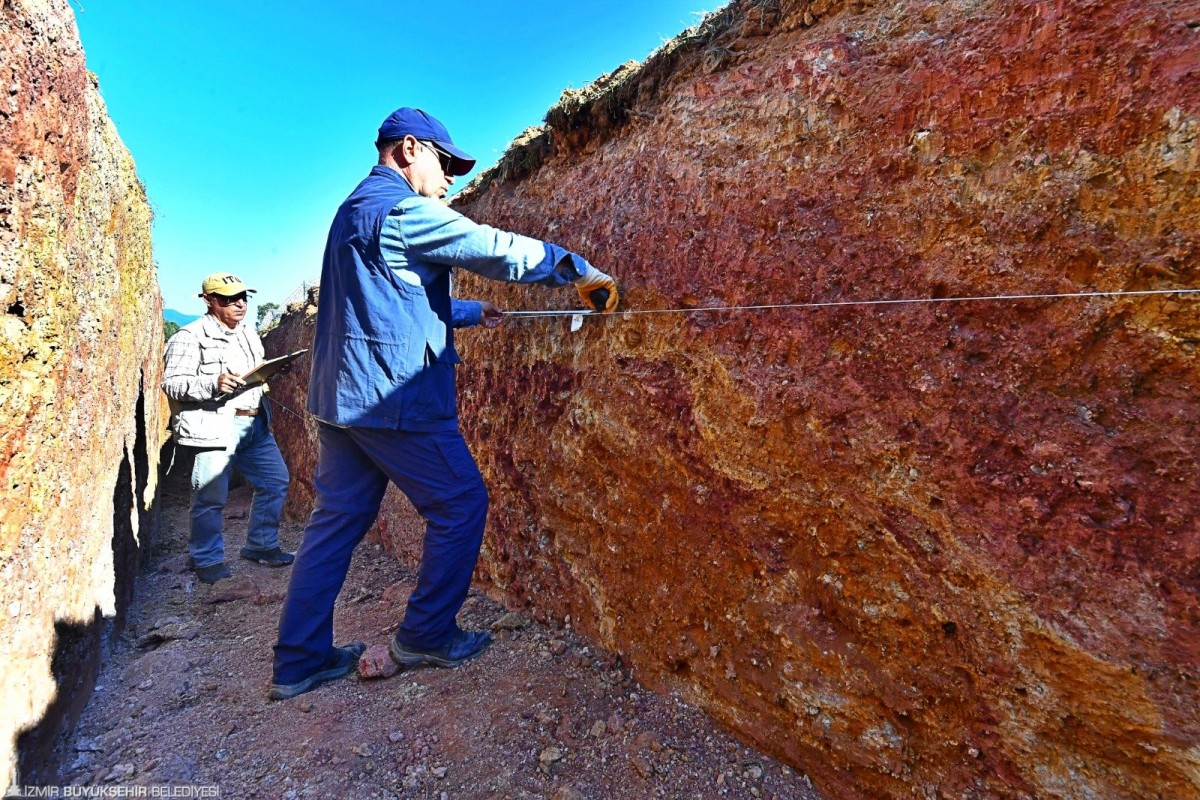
[[501, 287, 1200, 318]]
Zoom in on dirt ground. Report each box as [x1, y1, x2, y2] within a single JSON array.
[[61, 467, 824, 800]]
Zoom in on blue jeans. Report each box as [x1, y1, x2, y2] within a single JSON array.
[[189, 414, 290, 568], [272, 423, 488, 684]]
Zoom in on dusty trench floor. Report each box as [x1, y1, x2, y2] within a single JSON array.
[[62, 466, 824, 799]]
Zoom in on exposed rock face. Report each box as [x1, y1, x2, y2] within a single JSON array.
[[0, 0, 162, 787], [263, 290, 321, 518], [268, 1, 1200, 797]]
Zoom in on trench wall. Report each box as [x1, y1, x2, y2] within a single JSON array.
[[0, 0, 163, 787], [268, 1, 1200, 797]]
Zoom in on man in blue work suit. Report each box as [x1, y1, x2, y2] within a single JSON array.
[[269, 107, 619, 700]]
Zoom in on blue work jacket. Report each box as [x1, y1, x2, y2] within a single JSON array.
[[308, 165, 588, 431]]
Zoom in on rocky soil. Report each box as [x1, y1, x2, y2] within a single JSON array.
[[59, 461, 822, 800]]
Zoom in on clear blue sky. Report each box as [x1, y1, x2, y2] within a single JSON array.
[[73, 0, 717, 316]]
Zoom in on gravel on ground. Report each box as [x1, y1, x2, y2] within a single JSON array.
[[63, 466, 823, 800]]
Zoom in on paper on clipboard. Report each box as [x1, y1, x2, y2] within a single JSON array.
[[240, 349, 309, 388]]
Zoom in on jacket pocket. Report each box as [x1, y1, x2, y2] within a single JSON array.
[[174, 406, 234, 446], [402, 343, 458, 423], [197, 341, 225, 375]]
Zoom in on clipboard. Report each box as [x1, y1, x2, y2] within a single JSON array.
[[213, 349, 309, 403], [240, 349, 309, 388]]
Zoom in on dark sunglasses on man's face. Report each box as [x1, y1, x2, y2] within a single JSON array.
[[211, 292, 248, 306], [420, 140, 454, 175]]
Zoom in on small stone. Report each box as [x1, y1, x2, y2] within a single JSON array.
[[589, 720, 606, 738], [382, 582, 412, 603], [105, 763, 136, 782], [491, 612, 530, 631], [432, 766, 447, 778], [348, 587, 375, 604], [136, 679, 153, 690], [555, 714, 577, 743], [538, 746, 563, 771], [631, 755, 654, 778], [253, 590, 286, 606], [157, 554, 192, 574], [358, 645, 400, 679], [136, 620, 203, 649], [388, 731, 404, 743], [633, 731, 662, 752], [146, 754, 196, 784], [202, 576, 258, 604]]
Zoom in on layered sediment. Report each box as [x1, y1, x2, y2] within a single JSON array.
[[0, 0, 163, 786], [268, 1, 1200, 796]]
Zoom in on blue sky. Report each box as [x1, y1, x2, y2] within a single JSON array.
[[73, 0, 716, 316]]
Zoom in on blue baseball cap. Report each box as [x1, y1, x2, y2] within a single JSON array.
[[376, 107, 476, 176]]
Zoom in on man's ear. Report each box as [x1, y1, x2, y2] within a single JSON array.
[[397, 136, 420, 166]]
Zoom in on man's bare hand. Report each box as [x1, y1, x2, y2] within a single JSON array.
[[216, 373, 246, 395], [480, 301, 504, 329]]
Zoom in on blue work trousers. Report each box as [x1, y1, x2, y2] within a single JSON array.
[[272, 423, 488, 684], [189, 414, 290, 568]]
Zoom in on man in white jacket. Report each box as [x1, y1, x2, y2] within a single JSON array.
[[162, 272, 294, 584]]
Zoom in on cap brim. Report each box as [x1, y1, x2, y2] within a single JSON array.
[[433, 140, 476, 177]]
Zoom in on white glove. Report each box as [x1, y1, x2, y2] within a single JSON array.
[[573, 263, 619, 313]]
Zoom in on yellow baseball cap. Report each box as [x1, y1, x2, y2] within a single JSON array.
[[199, 272, 257, 297]]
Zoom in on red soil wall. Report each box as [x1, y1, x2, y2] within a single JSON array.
[[269, 1, 1200, 796]]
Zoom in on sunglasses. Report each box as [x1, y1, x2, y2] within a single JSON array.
[[210, 292, 248, 306], [419, 140, 454, 175]]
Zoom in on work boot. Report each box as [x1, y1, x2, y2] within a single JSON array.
[[389, 628, 492, 669], [239, 546, 295, 567], [194, 563, 231, 584], [268, 642, 366, 701]]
